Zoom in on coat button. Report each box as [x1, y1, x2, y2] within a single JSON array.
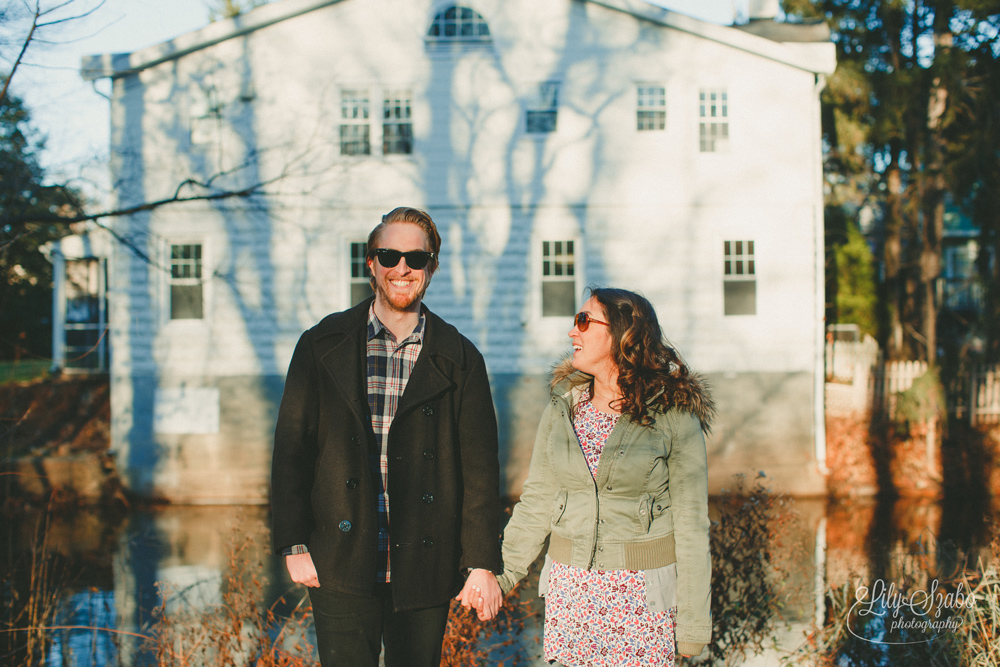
[[423, 450, 435, 460], [422, 493, 434, 504], [423, 406, 434, 416], [351, 435, 360, 445], [346, 478, 358, 490], [339, 520, 352, 532], [423, 538, 434, 548]]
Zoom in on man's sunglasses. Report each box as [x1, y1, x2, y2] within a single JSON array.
[[574, 312, 610, 332], [372, 248, 435, 270]]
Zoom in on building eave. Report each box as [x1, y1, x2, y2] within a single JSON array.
[[81, 0, 836, 82], [81, 0, 346, 81], [589, 0, 837, 75]]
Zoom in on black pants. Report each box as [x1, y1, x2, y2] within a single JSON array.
[[308, 583, 450, 667]]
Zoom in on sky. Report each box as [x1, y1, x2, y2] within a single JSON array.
[[2, 0, 746, 203]]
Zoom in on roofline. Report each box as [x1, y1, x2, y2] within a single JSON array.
[[81, 0, 345, 81], [589, 0, 836, 74], [81, 0, 835, 81]]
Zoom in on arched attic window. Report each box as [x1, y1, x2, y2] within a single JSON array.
[[427, 5, 491, 41]]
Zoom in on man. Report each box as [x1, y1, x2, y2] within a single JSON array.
[[271, 207, 503, 667]]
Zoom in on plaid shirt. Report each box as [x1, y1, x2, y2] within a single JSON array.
[[366, 304, 426, 583]]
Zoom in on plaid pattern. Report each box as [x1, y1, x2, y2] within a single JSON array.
[[367, 303, 426, 582]]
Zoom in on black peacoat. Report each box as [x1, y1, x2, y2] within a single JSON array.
[[270, 298, 503, 611]]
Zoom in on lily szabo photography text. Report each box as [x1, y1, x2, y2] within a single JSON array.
[[850, 578, 976, 643]]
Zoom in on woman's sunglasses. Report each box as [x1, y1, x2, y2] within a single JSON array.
[[574, 312, 610, 332], [372, 248, 435, 270]]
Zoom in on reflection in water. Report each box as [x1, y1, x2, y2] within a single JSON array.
[[0, 498, 993, 666]]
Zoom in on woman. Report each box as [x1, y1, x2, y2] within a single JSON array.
[[498, 287, 713, 665]]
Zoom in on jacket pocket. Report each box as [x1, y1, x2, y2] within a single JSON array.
[[653, 490, 671, 518], [637, 494, 653, 533], [551, 490, 569, 526]]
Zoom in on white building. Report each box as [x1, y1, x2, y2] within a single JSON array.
[[60, 0, 836, 502]]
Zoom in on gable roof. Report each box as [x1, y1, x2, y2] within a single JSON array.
[[81, 0, 835, 81]]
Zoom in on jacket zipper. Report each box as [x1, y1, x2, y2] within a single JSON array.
[[557, 391, 603, 570]]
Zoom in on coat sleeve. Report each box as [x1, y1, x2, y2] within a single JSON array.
[[497, 401, 559, 594], [666, 411, 713, 657], [456, 351, 504, 574], [270, 332, 320, 553]]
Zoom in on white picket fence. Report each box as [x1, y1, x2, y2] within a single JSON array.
[[957, 366, 1000, 425], [826, 338, 1000, 424]]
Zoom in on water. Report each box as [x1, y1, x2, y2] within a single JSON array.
[[1, 497, 993, 666]]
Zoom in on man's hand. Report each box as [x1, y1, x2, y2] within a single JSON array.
[[285, 552, 320, 587], [455, 568, 502, 620]]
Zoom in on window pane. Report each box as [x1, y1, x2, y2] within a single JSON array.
[[526, 110, 557, 133], [542, 281, 576, 317], [340, 125, 371, 155], [171, 284, 204, 320], [429, 5, 490, 40], [724, 280, 756, 316], [351, 282, 374, 306], [383, 123, 413, 155]]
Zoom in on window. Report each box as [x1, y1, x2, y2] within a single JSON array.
[[637, 85, 665, 131], [427, 5, 491, 41], [383, 91, 413, 155], [340, 89, 370, 155], [64, 258, 107, 370], [350, 242, 374, 306], [170, 244, 204, 320], [723, 240, 755, 316], [699, 88, 729, 152], [541, 240, 576, 316], [526, 82, 559, 134]]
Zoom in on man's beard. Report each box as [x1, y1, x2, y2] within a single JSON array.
[[374, 278, 428, 313]]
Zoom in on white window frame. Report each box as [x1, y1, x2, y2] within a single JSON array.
[[340, 89, 371, 156], [348, 240, 374, 307], [338, 87, 418, 157], [164, 240, 210, 326], [539, 238, 579, 318], [699, 88, 729, 153], [526, 82, 560, 135], [637, 83, 666, 131], [426, 4, 492, 42], [723, 239, 756, 316], [382, 90, 414, 155]]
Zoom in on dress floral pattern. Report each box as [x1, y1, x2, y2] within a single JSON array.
[[542, 391, 678, 667]]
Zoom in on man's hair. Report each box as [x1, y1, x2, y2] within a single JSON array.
[[366, 207, 442, 281]]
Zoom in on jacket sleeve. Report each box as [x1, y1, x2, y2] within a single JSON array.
[[270, 332, 320, 554], [456, 351, 504, 574], [666, 411, 713, 657], [497, 401, 559, 594]]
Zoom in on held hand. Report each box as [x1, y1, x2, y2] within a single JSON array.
[[285, 552, 320, 588], [455, 568, 502, 620]]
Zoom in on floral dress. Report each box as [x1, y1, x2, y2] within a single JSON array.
[[542, 391, 678, 667]]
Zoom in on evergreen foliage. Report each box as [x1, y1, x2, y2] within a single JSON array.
[[0, 88, 83, 361], [786, 0, 1000, 363]]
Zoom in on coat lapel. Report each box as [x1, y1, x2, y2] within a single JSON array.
[[396, 309, 463, 416], [317, 301, 371, 427]]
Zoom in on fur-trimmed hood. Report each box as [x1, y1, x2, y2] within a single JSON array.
[[549, 357, 716, 433]]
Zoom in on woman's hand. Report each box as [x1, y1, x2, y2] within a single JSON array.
[[456, 568, 502, 620]]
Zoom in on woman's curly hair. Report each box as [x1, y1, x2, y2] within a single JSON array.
[[588, 287, 713, 430]]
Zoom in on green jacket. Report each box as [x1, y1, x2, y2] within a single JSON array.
[[498, 368, 713, 657]]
